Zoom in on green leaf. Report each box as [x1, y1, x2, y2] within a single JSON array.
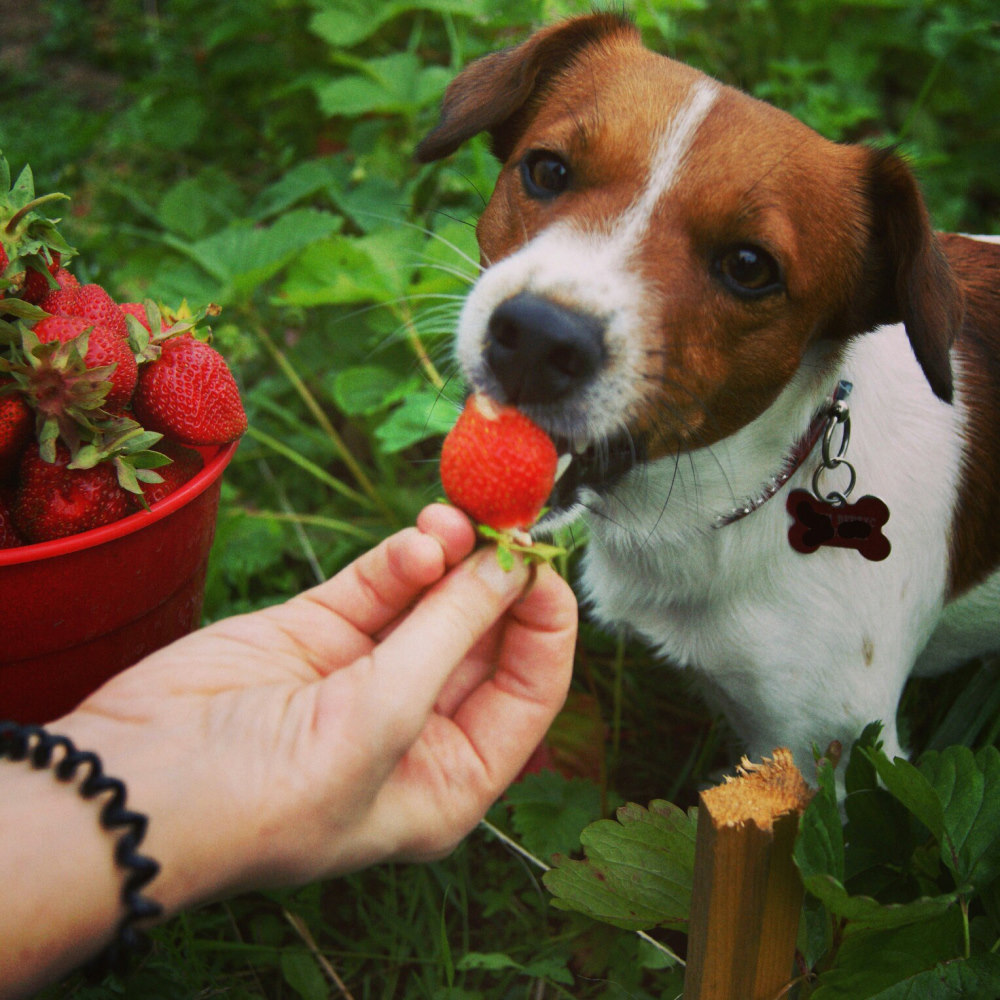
[[279, 228, 421, 307], [522, 955, 574, 985], [328, 364, 415, 416], [796, 755, 846, 887], [797, 757, 958, 929], [373, 391, 456, 453], [308, 0, 488, 49], [313, 53, 452, 117], [494, 543, 515, 572], [926, 659, 1000, 751], [810, 908, 970, 999], [280, 950, 328, 1000], [157, 170, 245, 240], [183, 208, 342, 303], [455, 951, 522, 973], [920, 745, 1000, 891], [544, 799, 697, 931], [250, 157, 345, 221], [506, 770, 604, 862], [867, 750, 945, 844]]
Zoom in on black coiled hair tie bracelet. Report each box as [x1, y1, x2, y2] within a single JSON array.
[[0, 720, 164, 980]]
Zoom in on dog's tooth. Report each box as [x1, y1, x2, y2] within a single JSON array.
[[554, 453, 573, 483], [572, 432, 589, 455]]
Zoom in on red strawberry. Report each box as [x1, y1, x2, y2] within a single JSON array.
[[33, 314, 138, 409], [143, 441, 204, 505], [0, 388, 33, 482], [0, 490, 23, 547], [13, 442, 137, 543], [42, 281, 128, 340], [131, 335, 247, 446], [36, 269, 80, 311], [120, 301, 153, 331], [440, 394, 558, 531], [21, 253, 62, 303]]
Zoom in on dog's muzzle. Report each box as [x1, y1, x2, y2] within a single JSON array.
[[480, 292, 645, 512]]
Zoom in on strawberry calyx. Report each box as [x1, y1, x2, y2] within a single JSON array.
[[475, 522, 568, 571], [1, 326, 113, 457], [0, 325, 167, 501], [124, 298, 219, 363], [0, 152, 75, 298]]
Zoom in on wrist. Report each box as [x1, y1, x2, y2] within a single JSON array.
[[0, 721, 162, 996], [51, 707, 255, 918]]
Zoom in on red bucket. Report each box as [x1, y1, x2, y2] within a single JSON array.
[[0, 440, 238, 724]]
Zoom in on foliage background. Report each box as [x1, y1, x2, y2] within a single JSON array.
[[3, 0, 998, 996]]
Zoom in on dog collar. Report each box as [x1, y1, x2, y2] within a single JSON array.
[[714, 381, 853, 529]]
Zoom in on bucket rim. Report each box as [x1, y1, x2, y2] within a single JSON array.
[[0, 439, 239, 567]]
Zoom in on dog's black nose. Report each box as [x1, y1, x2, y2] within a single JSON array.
[[485, 292, 606, 405]]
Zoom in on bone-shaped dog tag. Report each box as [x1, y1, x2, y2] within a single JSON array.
[[786, 489, 891, 561]]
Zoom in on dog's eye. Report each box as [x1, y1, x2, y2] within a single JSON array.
[[715, 245, 783, 298], [521, 151, 570, 199]]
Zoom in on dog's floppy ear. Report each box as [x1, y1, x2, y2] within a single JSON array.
[[415, 13, 638, 164], [864, 148, 964, 403]]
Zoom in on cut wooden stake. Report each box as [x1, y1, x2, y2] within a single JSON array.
[[683, 749, 813, 1000]]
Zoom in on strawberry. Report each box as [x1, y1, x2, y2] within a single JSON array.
[[131, 334, 247, 446], [0, 388, 33, 482], [33, 314, 138, 409], [21, 252, 62, 303], [41, 281, 128, 340], [0, 489, 23, 547], [13, 442, 137, 543], [120, 301, 171, 332], [33, 267, 79, 308], [440, 394, 558, 532], [142, 440, 203, 505], [121, 301, 152, 330]]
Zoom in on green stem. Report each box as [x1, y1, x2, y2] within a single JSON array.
[[397, 300, 445, 391], [611, 629, 626, 766], [246, 426, 375, 512], [244, 509, 381, 545], [5, 192, 69, 234], [898, 57, 944, 142], [250, 319, 398, 525]]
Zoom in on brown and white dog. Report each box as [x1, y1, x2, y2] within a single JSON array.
[[417, 14, 1000, 780]]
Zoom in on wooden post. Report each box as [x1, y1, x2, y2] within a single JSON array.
[[683, 749, 813, 1000]]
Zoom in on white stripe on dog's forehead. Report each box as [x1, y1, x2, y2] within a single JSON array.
[[617, 79, 720, 246]]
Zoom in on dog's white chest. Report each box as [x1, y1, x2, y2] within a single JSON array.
[[575, 324, 973, 762]]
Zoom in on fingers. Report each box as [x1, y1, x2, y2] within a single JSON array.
[[299, 505, 477, 645], [361, 547, 535, 749], [363, 565, 578, 864], [416, 504, 477, 566], [451, 564, 577, 789]]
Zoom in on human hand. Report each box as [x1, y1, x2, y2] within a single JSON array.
[[55, 504, 578, 916]]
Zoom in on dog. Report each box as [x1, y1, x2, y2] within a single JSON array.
[[416, 13, 1000, 782]]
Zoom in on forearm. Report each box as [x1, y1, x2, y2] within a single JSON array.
[[0, 755, 123, 998], [0, 714, 249, 999]]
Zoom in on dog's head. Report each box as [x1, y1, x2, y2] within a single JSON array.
[[418, 14, 963, 517]]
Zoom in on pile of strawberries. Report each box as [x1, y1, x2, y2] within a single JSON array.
[[0, 154, 246, 547]]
